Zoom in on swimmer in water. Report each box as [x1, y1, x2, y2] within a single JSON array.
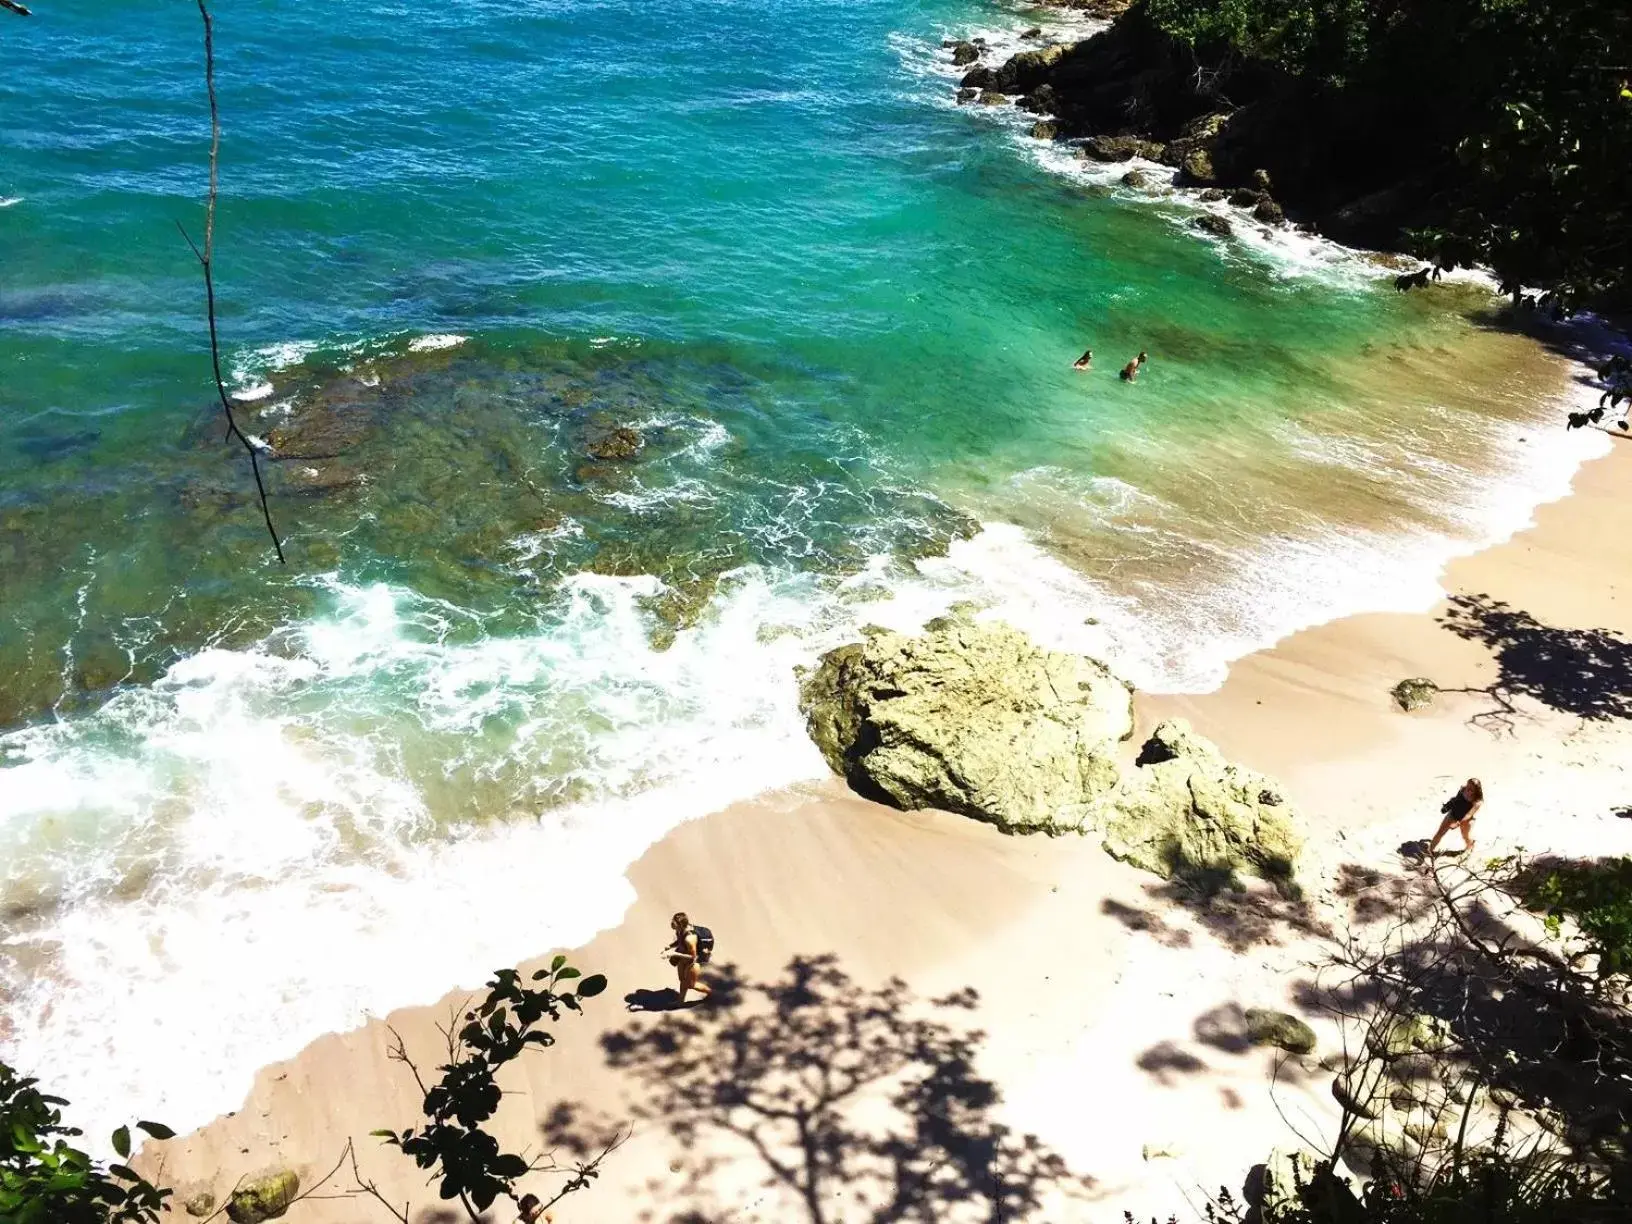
[[1072, 349, 1092, 370]]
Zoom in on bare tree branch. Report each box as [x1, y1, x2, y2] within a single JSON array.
[[187, 0, 286, 563]]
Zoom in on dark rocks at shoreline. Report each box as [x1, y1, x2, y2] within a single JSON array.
[[1020, 26, 1043, 40], [1018, 83, 1059, 114], [1193, 213, 1232, 238], [988, 43, 1069, 94], [949, 40, 981, 67], [1253, 198, 1286, 225], [1121, 168, 1152, 189], [957, 87, 978, 105], [1082, 133, 1164, 162], [978, 90, 1007, 106], [1030, 121, 1059, 141]]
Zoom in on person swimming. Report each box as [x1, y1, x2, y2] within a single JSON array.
[[1072, 349, 1092, 370], [1119, 351, 1148, 381]]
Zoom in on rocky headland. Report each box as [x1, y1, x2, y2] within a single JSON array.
[[948, 2, 1461, 255], [797, 616, 1302, 890]]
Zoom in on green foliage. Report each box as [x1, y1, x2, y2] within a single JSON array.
[[378, 959, 609, 1218], [1523, 856, 1632, 977], [0, 1062, 172, 1224], [1140, 0, 1632, 309]]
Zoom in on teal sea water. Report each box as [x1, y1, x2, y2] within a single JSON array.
[[0, 1, 1605, 1134]]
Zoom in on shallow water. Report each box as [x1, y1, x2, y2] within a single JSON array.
[[0, 0, 1607, 1138]]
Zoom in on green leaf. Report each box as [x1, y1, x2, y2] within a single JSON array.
[[577, 973, 608, 998], [556, 967, 581, 980], [112, 1126, 130, 1160], [136, 1120, 174, 1141], [550, 954, 567, 973]]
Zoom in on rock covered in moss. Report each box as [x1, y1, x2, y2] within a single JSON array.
[[226, 1170, 300, 1224], [1098, 719, 1303, 890], [1245, 1008, 1317, 1054], [1030, 121, 1059, 140], [796, 618, 1133, 833], [1391, 677, 1438, 711]]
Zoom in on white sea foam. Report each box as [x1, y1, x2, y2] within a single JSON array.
[[0, 570, 868, 1144], [0, 197, 22, 208], [407, 333, 468, 353], [229, 380, 275, 403]]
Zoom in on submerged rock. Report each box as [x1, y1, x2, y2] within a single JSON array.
[[956, 87, 979, 104], [1193, 213, 1233, 238], [585, 425, 643, 461], [1099, 719, 1303, 890], [1019, 26, 1044, 40], [1120, 168, 1152, 189], [797, 618, 1133, 834], [226, 1170, 300, 1224], [949, 40, 981, 66]]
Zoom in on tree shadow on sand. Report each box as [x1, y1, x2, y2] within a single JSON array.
[[579, 955, 1089, 1224], [1439, 593, 1632, 724]]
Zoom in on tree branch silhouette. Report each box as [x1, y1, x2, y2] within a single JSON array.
[[179, 0, 286, 564]]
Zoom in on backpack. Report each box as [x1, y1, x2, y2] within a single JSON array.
[[692, 925, 715, 965]]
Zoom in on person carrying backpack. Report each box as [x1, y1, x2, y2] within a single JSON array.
[[664, 911, 714, 1005]]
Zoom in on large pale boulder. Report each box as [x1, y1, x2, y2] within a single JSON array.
[[797, 619, 1133, 833], [1098, 719, 1302, 890]]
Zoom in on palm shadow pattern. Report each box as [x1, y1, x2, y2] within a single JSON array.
[[1440, 593, 1632, 722], [588, 954, 1088, 1224]]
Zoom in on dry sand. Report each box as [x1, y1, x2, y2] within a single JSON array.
[[141, 438, 1632, 1223]]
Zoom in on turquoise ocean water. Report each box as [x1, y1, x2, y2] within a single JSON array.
[[0, 0, 1606, 1135]]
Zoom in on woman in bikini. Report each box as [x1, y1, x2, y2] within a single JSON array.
[[1428, 778, 1483, 856], [664, 911, 713, 1004]]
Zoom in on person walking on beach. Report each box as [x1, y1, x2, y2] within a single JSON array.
[[1073, 348, 1093, 371], [1428, 778, 1483, 856], [664, 911, 713, 1005]]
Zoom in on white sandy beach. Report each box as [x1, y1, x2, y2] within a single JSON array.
[[138, 436, 1632, 1223]]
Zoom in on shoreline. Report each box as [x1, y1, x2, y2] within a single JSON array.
[[135, 435, 1632, 1222]]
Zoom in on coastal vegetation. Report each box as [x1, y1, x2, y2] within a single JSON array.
[[0, 1064, 171, 1224], [965, 0, 1632, 309]]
